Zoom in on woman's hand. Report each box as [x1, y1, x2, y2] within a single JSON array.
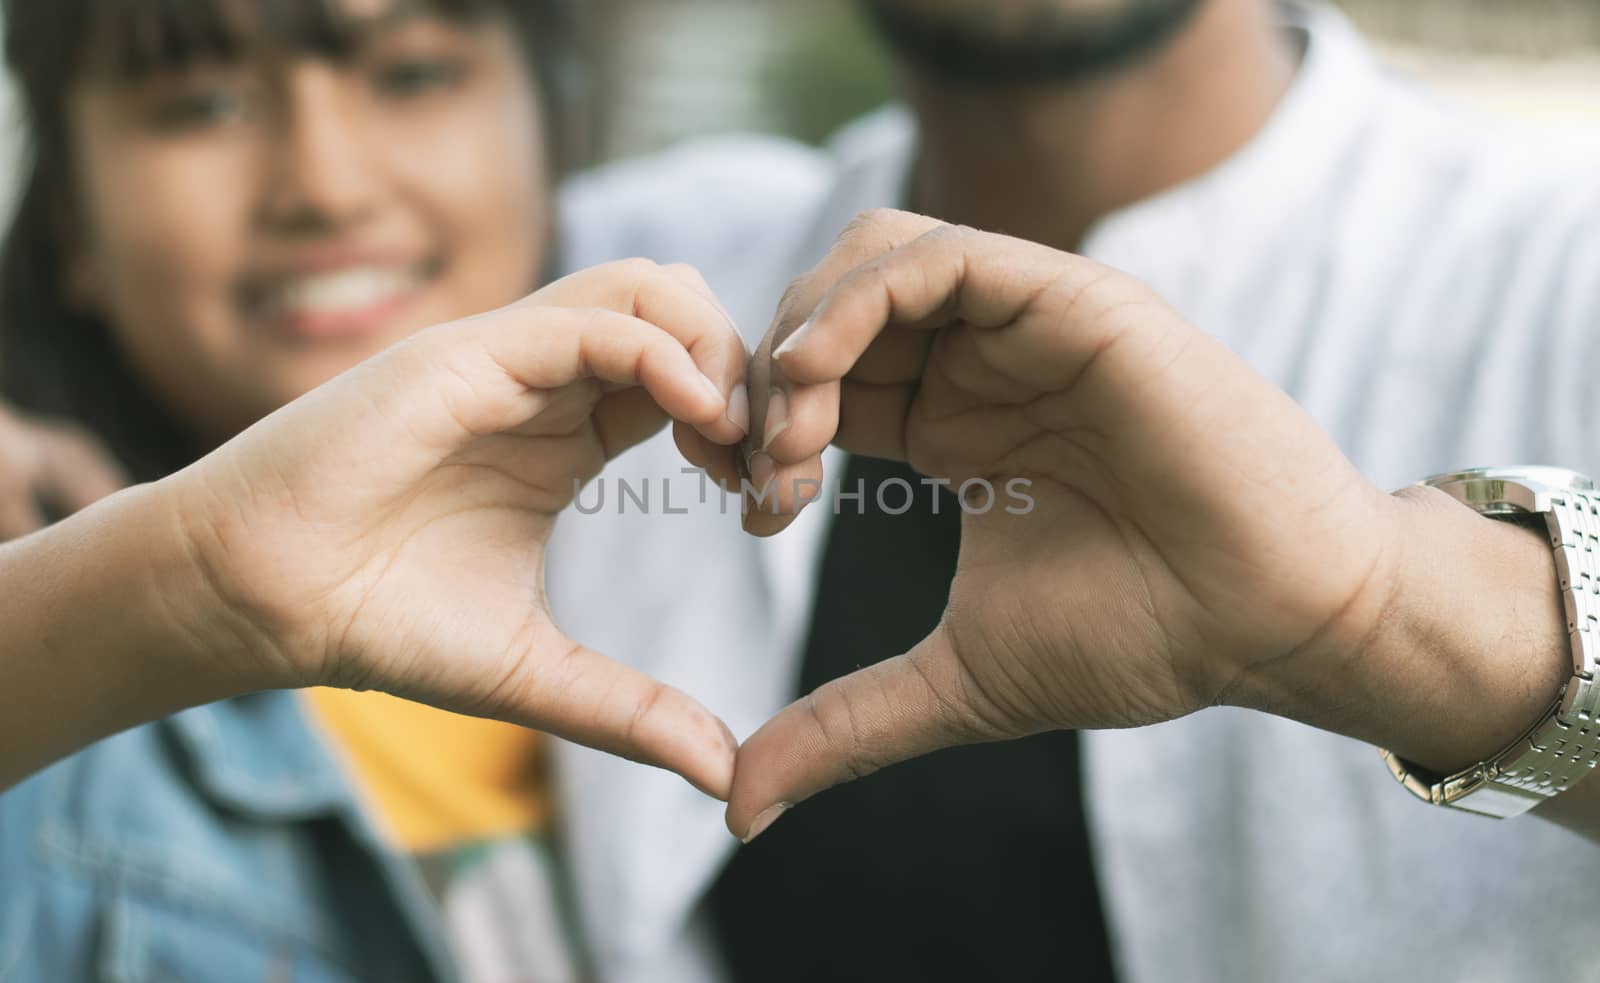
[[727, 210, 1410, 836], [167, 260, 750, 798], [0, 402, 126, 540]]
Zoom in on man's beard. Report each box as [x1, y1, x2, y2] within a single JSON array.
[[863, 0, 1209, 88]]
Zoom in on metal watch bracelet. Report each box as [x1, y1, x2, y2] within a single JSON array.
[[1381, 470, 1600, 819]]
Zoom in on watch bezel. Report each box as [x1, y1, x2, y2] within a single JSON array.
[[1420, 466, 1595, 519]]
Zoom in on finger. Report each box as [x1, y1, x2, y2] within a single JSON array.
[[766, 209, 949, 352], [740, 211, 949, 510], [658, 263, 752, 442], [591, 387, 671, 460], [673, 422, 744, 493], [35, 428, 128, 514], [765, 224, 973, 387], [750, 374, 840, 468], [831, 379, 915, 459], [416, 306, 728, 451], [831, 328, 937, 387], [658, 262, 747, 361], [830, 356, 1034, 475], [761, 346, 998, 466], [725, 624, 999, 840], [747, 210, 946, 454], [773, 224, 1139, 393], [739, 453, 825, 539], [735, 377, 903, 537], [535, 261, 750, 444], [735, 355, 838, 537], [502, 629, 739, 800]]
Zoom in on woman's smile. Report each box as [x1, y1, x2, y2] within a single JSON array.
[[240, 251, 445, 341]]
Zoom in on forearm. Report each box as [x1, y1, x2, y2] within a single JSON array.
[[0, 481, 267, 791], [1237, 485, 1599, 839]]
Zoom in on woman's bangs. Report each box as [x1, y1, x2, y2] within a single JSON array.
[[74, 0, 508, 78]]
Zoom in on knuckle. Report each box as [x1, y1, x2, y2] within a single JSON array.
[[835, 209, 894, 253], [804, 679, 885, 783], [622, 680, 668, 749], [915, 222, 970, 252], [773, 277, 811, 324], [660, 261, 708, 287], [911, 644, 1007, 742], [842, 207, 942, 248], [609, 256, 662, 283], [570, 305, 615, 334], [847, 207, 905, 235]]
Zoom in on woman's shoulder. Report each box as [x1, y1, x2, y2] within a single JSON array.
[[0, 720, 209, 979], [0, 696, 391, 982]]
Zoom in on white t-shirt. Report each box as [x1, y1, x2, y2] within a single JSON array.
[[546, 5, 1600, 982]]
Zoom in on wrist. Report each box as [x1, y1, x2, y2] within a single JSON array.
[[1230, 486, 1570, 772], [0, 480, 274, 787], [1374, 486, 1569, 773], [154, 472, 307, 692]]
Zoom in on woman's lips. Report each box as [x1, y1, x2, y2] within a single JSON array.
[[246, 261, 436, 341]]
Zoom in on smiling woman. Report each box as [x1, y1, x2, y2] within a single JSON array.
[[0, 0, 575, 482], [0, 1, 620, 979]]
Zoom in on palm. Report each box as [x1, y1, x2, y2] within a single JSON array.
[[906, 319, 1387, 733], [178, 261, 751, 799], [192, 361, 597, 702], [727, 212, 1393, 835], [303, 471, 564, 714], [945, 478, 1195, 733]]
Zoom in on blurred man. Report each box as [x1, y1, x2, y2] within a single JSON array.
[[3, 1, 1594, 981], [551, 1, 1600, 981]]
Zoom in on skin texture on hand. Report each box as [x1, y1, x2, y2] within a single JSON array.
[[0, 478, 260, 791], [150, 260, 750, 800], [726, 209, 1581, 841]]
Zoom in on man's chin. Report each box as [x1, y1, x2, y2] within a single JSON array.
[[861, 0, 1208, 87]]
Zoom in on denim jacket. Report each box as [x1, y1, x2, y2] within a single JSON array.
[[0, 693, 460, 983]]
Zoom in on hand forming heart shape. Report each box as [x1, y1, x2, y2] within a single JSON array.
[[153, 209, 1489, 844], [719, 208, 1407, 839]]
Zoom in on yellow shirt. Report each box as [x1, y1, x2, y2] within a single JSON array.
[[304, 688, 550, 853], [305, 689, 589, 981]]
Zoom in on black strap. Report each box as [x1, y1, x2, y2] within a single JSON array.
[[709, 454, 1117, 982]]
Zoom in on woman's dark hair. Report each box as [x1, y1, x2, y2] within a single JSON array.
[[0, 0, 580, 484]]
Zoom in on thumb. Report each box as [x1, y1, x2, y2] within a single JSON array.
[[725, 624, 998, 841], [492, 627, 739, 801]]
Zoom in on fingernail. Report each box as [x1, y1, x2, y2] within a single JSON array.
[[742, 802, 791, 844], [762, 388, 790, 450], [774, 320, 813, 361], [748, 451, 776, 493], [699, 372, 727, 407], [726, 383, 750, 436]]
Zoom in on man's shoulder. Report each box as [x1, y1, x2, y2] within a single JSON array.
[[556, 133, 836, 274], [1353, 73, 1600, 245]]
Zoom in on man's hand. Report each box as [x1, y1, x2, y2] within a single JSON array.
[[167, 260, 750, 799], [728, 210, 1420, 839], [0, 404, 125, 540]]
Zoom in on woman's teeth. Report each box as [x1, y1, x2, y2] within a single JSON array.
[[272, 266, 423, 317]]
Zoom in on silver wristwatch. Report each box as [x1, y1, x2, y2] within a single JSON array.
[[1381, 466, 1600, 818]]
